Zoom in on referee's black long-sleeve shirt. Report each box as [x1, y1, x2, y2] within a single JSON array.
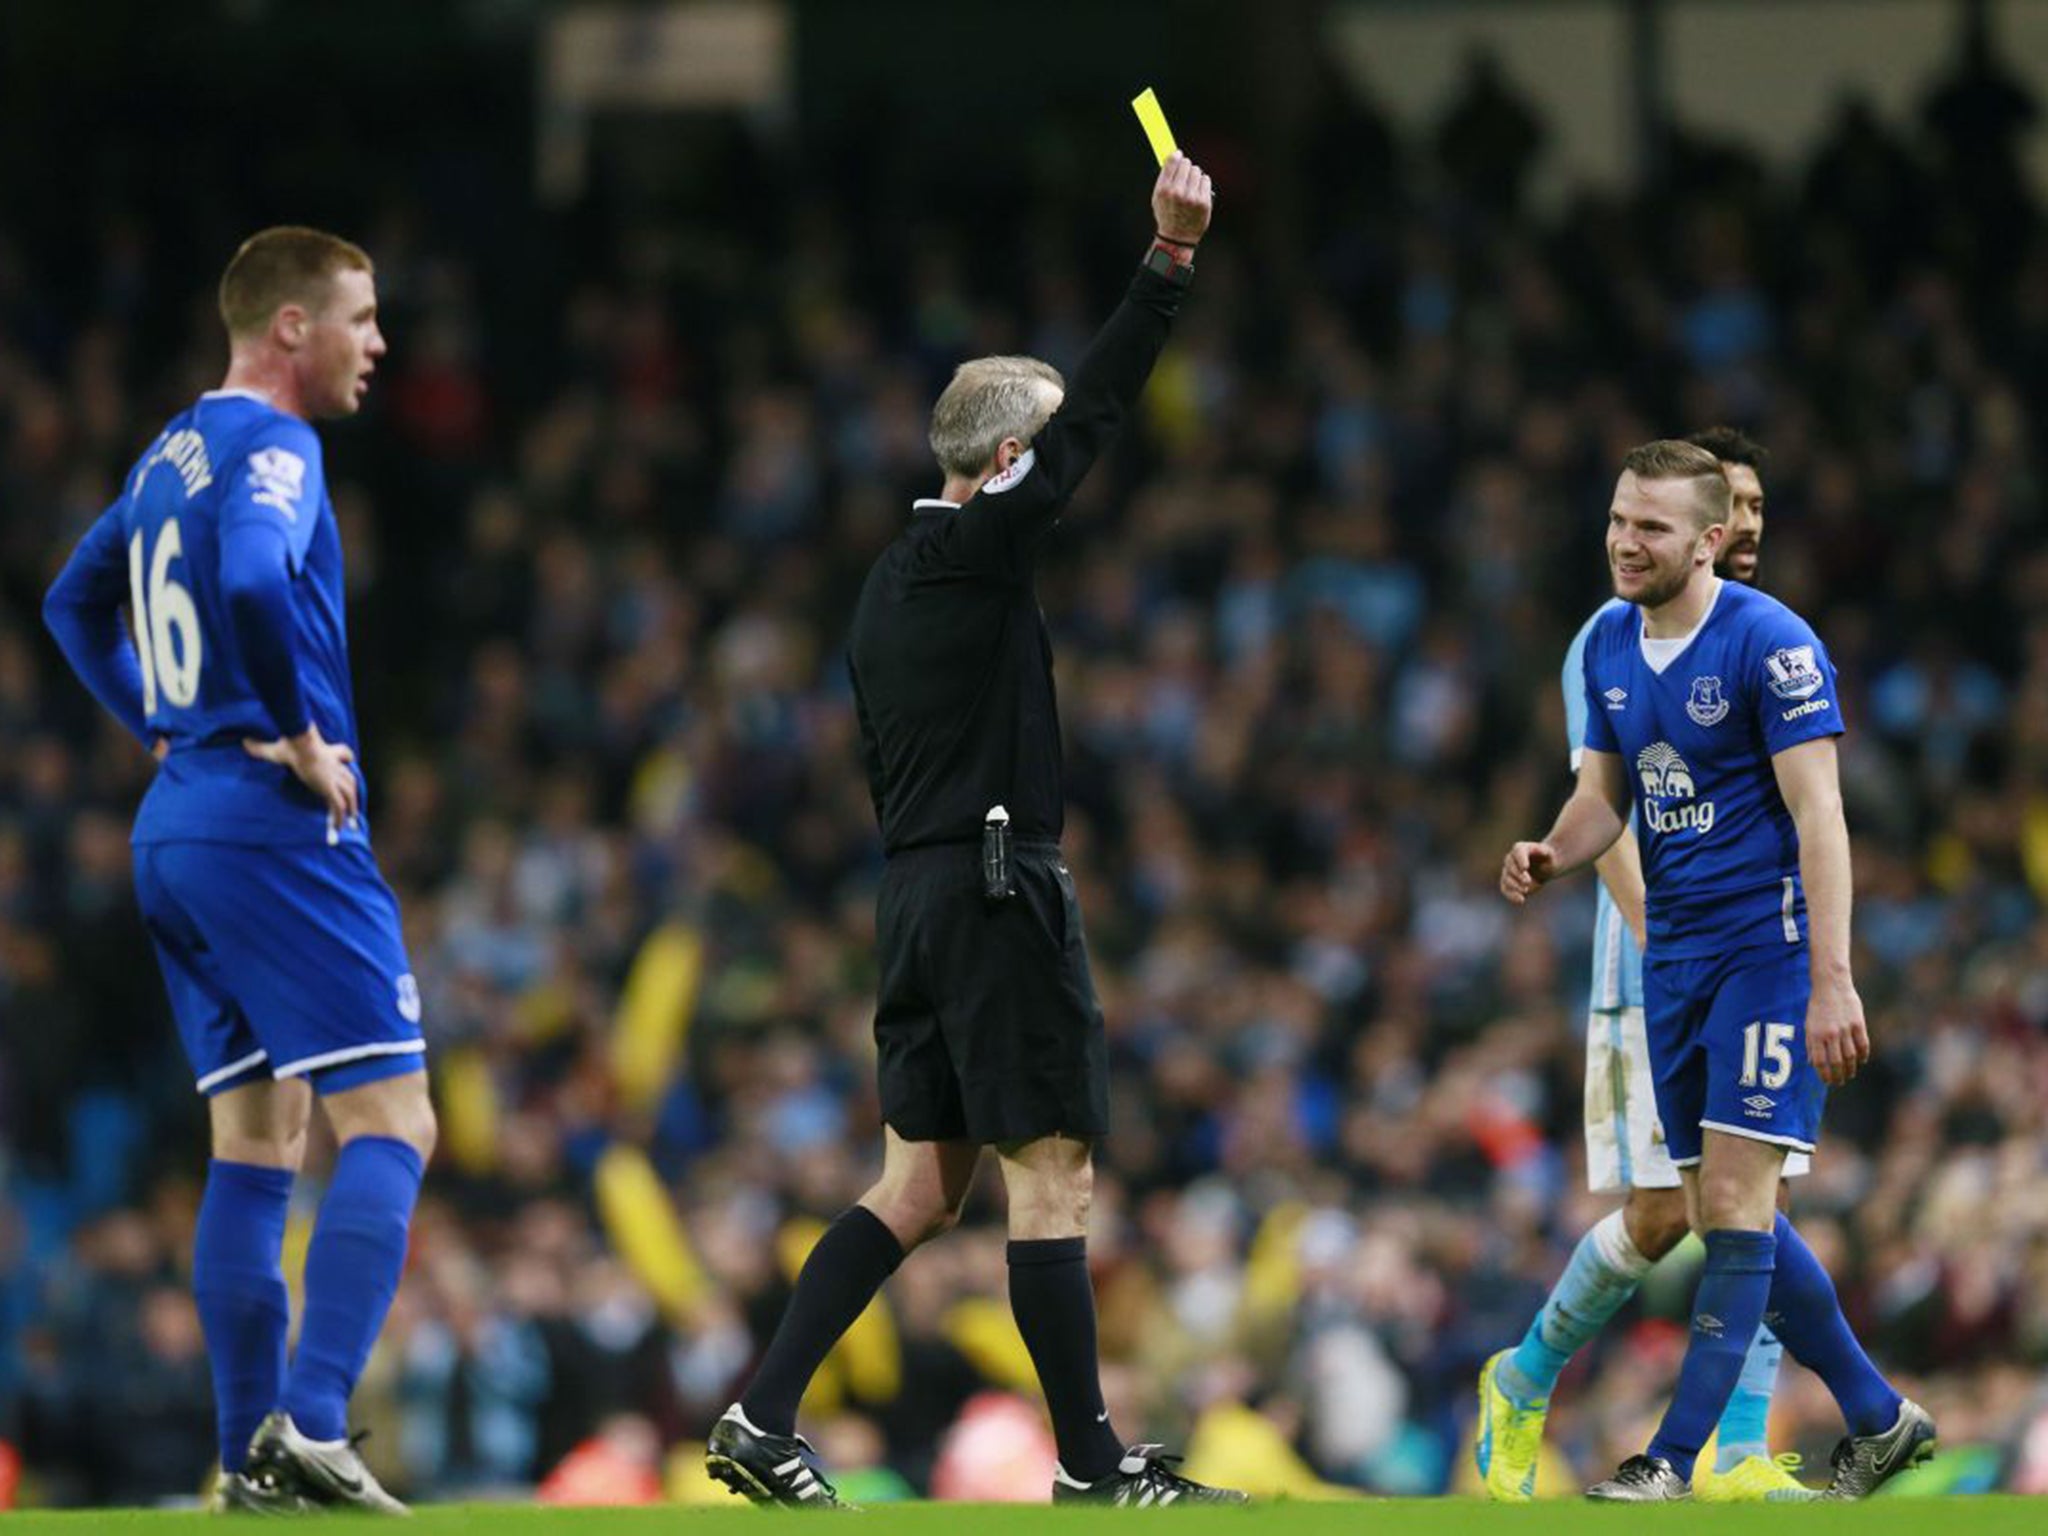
[[848, 257, 1191, 855]]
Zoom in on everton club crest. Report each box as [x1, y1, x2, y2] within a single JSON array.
[[1686, 675, 1729, 727]]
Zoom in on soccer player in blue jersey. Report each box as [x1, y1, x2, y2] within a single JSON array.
[[43, 228, 430, 1514], [1475, 429, 1808, 1502], [1499, 440, 1934, 1501]]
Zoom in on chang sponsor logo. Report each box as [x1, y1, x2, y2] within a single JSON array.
[[1636, 741, 1716, 836]]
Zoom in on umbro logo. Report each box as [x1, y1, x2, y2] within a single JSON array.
[[1604, 687, 1628, 710], [1695, 1313, 1727, 1338], [1743, 1093, 1776, 1114]]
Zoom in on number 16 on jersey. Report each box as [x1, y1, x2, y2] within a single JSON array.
[[129, 517, 202, 712]]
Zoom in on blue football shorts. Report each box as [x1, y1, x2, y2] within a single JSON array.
[[133, 840, 426, 1096], [1641, 940, 1825, 1166]]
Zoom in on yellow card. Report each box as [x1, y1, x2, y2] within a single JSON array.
[[1130, 87, 1178, 167]]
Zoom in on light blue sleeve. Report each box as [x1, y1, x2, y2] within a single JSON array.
[[1561, 610, 1597, 769]]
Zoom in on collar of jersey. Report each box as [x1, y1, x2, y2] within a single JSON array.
[[911, 498, 961, 515], [201, 388, 278, 407], [1637, 576, 1723, 674]]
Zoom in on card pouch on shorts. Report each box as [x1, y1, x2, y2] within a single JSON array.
[[983, 805, 1013, 901]]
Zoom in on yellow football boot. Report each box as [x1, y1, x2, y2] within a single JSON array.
[[1696, 1452, 1818, 1502], [1474, 1350, 1548, 1502]]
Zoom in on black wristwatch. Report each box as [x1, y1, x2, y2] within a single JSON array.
[[1144, 236, 1196, 285]]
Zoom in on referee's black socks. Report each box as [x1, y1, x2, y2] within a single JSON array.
[[741, 1205, 904, 1435], [1009, 1236, 1126, 1481]]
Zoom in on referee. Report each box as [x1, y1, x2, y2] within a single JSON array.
[[707, 154, 1241, 1508]]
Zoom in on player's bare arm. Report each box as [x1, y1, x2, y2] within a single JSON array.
[[1592, 825, 1648, 948], [1503, 748, 1629, 903], [1773, 735, 1868, 1086]]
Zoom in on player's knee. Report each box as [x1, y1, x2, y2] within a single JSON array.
[[325, 1069, 437, 1159], [405, 1097, 439, 1161], [209, 1081, 313, 1169], [1696, 1171, 1770, 1233], [212, 1123, 307, 1170], [1626, 1189, 1691, 1259]]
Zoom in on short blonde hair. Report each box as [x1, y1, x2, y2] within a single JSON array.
[[218, 226, 373, 338], [928, 356, 1065, 477], [1622, 439, 1730, 529]]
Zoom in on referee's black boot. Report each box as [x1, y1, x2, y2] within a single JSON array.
[[1052, 1444, 1249, 1506], [706, 1404, 847, 1508]]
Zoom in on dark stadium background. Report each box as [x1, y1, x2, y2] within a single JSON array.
[[2, 0, 2046, 1508]]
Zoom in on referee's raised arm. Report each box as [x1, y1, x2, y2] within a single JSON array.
[[943, 152, 1213, 562]]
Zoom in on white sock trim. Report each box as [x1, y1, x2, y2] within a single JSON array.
[[1590, 1208, 1656, 1280]]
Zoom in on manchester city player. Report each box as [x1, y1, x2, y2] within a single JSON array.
[[43, 228, 430, 1514], [1499, 441, 1934, 1501], [1475, 429, 1806, 1502]]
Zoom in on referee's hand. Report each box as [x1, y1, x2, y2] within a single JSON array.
[[1153, 152, 1212, 247]]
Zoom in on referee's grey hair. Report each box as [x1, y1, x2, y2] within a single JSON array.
[[928, 356, 1066, 478], [1622, 438, 1731, 530]]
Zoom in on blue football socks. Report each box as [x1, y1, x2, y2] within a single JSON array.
[[1713, 1324, 1783, 1470], [1766, 1213, 1902, 1437], [1648, 1227, 1776, 1481], [283, 1136, 424, 1442], [192, 1160, 295, 1471], [1502, 1210, 1653, 1404]]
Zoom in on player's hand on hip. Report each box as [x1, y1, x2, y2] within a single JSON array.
[[244, 722, 358, 837], [1152, 152, 1213, 246], [1500, 841, 1557, 904], [1806, 977, 1870, 1086]]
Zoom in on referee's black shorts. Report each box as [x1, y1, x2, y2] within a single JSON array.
[[873, 840, 1109, 1144]]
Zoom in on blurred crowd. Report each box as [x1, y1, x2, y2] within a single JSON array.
[[5, 37, 2048, 1509]]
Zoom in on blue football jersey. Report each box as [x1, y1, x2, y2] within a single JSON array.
[[110, 390, 362, 845], [1579, 580, 1844, 958], [1563, 600, 1644, 1011]]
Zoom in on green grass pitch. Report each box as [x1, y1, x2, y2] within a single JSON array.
[[3, 1499, 2042, 1534]]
